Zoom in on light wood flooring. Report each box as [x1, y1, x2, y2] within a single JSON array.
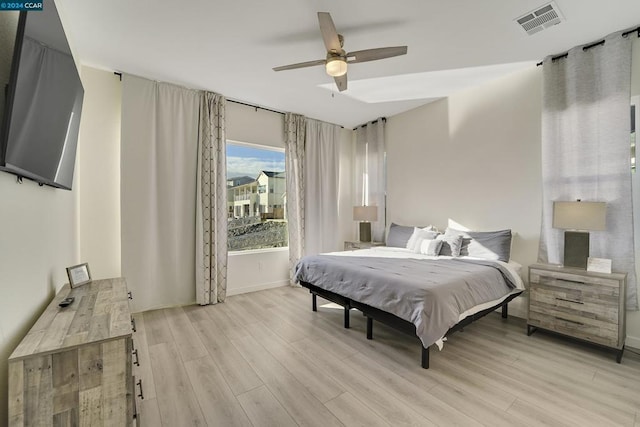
[[133, 286, 640, 427]]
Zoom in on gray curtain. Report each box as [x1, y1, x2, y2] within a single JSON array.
[[539, 31, 637, 309], [305, 119, 341, 255], [284, 113, 306, 284], [196, 92, 228, 304], [121, 74, 202, 312], [355, 119, 386, 242]]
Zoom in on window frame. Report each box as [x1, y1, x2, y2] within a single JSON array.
[[226, 139, 288, 253]]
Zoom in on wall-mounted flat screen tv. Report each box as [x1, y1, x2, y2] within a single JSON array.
[[0, 0, 84, 190]]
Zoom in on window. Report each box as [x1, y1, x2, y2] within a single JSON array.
[[226, 141, 287, 251]]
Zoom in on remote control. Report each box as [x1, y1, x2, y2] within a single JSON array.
[[58, 296, 75, 307]]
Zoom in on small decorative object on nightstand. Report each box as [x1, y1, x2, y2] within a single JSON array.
[[527, 263, 627, 363], [344, 240, 385, 251]]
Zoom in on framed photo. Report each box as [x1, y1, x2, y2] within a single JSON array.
[[66, 263, 92, 288], [587, 257, 612, 274]]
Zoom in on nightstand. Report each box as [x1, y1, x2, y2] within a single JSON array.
[[527, 263, 627, 362], [344, 241, 385, 250]]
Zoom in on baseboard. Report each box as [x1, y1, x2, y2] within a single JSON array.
[[626, 335, 640, 351], [226, 280, 289, 297]]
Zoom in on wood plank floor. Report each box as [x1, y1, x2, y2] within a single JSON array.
[[134, 286, 640, 427]]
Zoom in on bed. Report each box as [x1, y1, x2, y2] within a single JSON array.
[[294, 244, 524, 369]]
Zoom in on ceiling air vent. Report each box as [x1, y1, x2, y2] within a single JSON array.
[[515, 1, 564, 36]]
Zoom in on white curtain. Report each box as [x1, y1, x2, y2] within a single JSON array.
[[196, 92, 228, 304], [305, 119, 341, 255], [355, 119, 386, 242], [284, 113, 306, 284], [121, 75, 202, 311], [539, 32, 637, 309]]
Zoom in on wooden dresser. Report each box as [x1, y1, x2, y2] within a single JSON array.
[[8, 277, 139, 426], [528, 263, 627, 362]]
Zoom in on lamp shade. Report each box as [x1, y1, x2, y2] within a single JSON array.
[[553, 201, 606, 231], [353, 206, 378, 222]]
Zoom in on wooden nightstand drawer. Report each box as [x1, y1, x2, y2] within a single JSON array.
[[528, 310, 618, 347], [527, 263, 627, 362], [530, 269, 621, 290], [529, 283, 619, 321]]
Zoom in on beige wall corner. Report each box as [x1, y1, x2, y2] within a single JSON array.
[[77, 66, 122, 279]]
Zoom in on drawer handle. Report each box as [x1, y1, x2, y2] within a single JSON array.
[[556, 278, 586, 285], [132, 349, 140, 366], [555, 316, 584, 326], [136, 379, 144, 400], [131, 317, 137, 333], [128, 291, 133, 300], [555, 297, 584, 305]]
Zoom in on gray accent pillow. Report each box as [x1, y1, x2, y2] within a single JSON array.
[[448, 228, 512, 262], [387, 223, 416, 247], [437, 231, 464, 257]]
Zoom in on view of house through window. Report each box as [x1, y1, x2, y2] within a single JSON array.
[[226, 141, 287, 251]]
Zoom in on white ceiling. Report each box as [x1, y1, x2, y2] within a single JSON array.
[[58, 0, 640, 128]]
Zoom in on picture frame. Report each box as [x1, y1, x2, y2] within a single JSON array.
[[587, 257, 612, 274], [66, 262, 92, 288]]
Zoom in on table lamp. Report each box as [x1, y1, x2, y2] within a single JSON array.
[[353, 206, 378, 242], [553, 200, 606, 269]]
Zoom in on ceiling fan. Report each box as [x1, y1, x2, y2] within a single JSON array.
[[273, 12, 408, 92]]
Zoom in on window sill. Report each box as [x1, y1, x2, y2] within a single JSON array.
[[228, 247, 289, 256]]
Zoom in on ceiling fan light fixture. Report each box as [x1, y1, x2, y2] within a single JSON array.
[[326, 57, 347, 77]]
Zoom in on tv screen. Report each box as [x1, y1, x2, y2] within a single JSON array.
[[0, 0, 84, 190]]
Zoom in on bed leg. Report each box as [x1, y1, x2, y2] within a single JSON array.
[[501, 303, 508, 319], [421, 346, 430, 369], [366, 317, 373, 340], [312, 293, 317, 312], [344, 305, 350, 328]]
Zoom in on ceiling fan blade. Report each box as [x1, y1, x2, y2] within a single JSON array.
[[318, 12, 341, 52], [273, 59, 326, 72], [334, 74, 347, 92], [347, 46, 407, 63]]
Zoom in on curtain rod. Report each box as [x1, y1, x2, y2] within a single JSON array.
[[227, 99, 285, 116], [227, 99, 346, 129], [536, 25, 640, 67], [354, 117, 387, 130], [112, 71, 346, 128]]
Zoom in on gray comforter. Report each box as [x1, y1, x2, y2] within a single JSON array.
[[294, 255, 517, 348]]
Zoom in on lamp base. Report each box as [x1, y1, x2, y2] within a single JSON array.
[[564, 231, 589, 269], [359, 222, 372, 242]]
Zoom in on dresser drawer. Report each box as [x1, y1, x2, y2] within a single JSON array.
[[529, 283, 619, 323], [528, 310, 618, 347], [530, 269, 621, 293]]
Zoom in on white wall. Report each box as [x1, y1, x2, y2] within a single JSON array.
[[78, 66, 122, 279], [386, 66, 543, 318], [0, 11, 79, 420]]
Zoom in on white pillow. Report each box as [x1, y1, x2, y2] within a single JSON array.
[[419, 238, 443, 256], [406, 227, 438, 252]]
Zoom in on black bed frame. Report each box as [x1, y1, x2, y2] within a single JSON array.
[[300, 281, 522, 369]]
